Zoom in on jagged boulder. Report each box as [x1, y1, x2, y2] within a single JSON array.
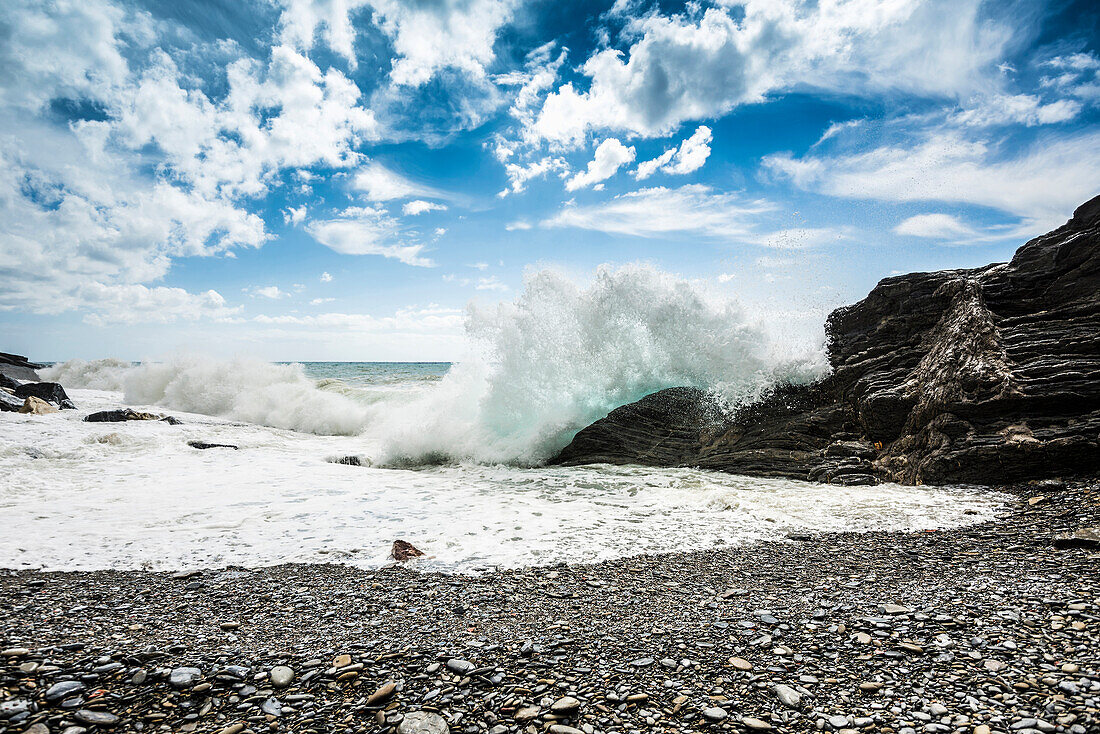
[[13, 381, 75, 409], [553, 195, 1100, 486]]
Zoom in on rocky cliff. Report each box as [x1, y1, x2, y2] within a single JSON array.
[[552, 196, 1100, 485]]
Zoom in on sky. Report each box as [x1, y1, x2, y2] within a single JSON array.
[[1, 0, 1098, 361]]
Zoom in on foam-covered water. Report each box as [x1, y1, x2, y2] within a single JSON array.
[[4, 266, 1004, 571]]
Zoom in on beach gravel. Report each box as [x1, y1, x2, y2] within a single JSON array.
[[0, 482, 1098, 734]]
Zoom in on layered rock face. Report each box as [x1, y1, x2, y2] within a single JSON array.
[[552, 196, 1100, 486]]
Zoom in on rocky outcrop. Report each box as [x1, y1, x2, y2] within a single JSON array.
[[553, 196, 1100, 486], [0, 352, 42, 382], [85, 409, 182, 425]]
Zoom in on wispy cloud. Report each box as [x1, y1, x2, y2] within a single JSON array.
[[542, 185, 773, 239]]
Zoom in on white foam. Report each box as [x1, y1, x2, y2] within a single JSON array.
[[0, 395, 1004, 571]]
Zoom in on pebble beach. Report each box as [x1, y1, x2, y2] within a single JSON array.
[[1, 482, 1097, 734]]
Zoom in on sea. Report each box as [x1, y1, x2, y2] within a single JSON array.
[[0, 357, 1004, 573]]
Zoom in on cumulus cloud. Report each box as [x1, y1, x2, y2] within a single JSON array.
[[78, 284, 241, 326], [565, 138, 636, 191], [532, 1, 1018, 146], [0, 0, 380, 321], [499, 156, 569, 196], [635, 126, 712, 179], [542, 184, 773, 239], [367, 0, 517, 86], [402, 200, 447, 216], [320, 271, 334, 282], [283, 205, 308, 225], [307, 206, 434, 266]]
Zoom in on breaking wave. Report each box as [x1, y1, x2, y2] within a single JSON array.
[[43, 265, 830, 463]]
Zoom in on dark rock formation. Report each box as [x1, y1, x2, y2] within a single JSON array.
[[0, 389, 25, 412], [13, 381, 75, 410], [553, 196, 1100, 486], [0, 352, 42, 382], [85, 409, 182, 425], [187, 440, 238, 450]]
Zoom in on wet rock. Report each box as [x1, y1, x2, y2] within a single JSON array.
[[14, 381, 75, 409], [85, 409, 181, 424], [552, 196, 1100, 486], [392, 539, 425, 561], [187, 440, 239, 450]]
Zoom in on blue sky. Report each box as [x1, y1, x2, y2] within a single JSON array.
[[1, 0, 1098, 361]]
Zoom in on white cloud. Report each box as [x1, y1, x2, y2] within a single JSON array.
[[635, 126, 712, 179], [505, 220, 532, 231], [320, 271, 334, 282], [251, 285, 289, 299], [764, 127, 1100, 229], [310, 297, 336, 305], [283, 205, 308, 225], [954, 94, 1082, 127], [366, 0, 517, 86], [307, 206, 434, 266], [0, 0, 381, 319], [277, 0, 368, 66], [78, 284, 240, 326], [402, 199, 447, 216], [532, 1, 1017, 145], [475, 275, 508, 291], [352, 161, 442, 201], [499, 156, 569, 196], [542, 184, 773, 239], [894, 213, 976, 239], [565, 138, 636, 191]]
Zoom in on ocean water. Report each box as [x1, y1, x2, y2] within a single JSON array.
[[1, 268, 1005, 571], [0, 359, 1005, 572]]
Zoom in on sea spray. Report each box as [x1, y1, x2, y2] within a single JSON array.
[[373, 265, 829, 464], [44, 265, 831, 461], [44, 355, 373, 436]]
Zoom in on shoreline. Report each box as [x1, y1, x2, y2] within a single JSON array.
[[2, 483, 1098, 734]]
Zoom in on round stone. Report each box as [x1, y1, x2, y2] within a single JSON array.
[[75, 710, 120, 726], [269, 665, 294, 687], [398, 710, 448, 734], [550, 696, 581, 714], [702, 707, 728, 722]]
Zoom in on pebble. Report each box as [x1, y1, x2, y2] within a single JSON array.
[[398, 710, 449, 734], [269, 665, 294, 687], [702, 707, 728, 721]]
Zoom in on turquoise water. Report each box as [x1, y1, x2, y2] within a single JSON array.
[[298, 361, 451, 387]]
